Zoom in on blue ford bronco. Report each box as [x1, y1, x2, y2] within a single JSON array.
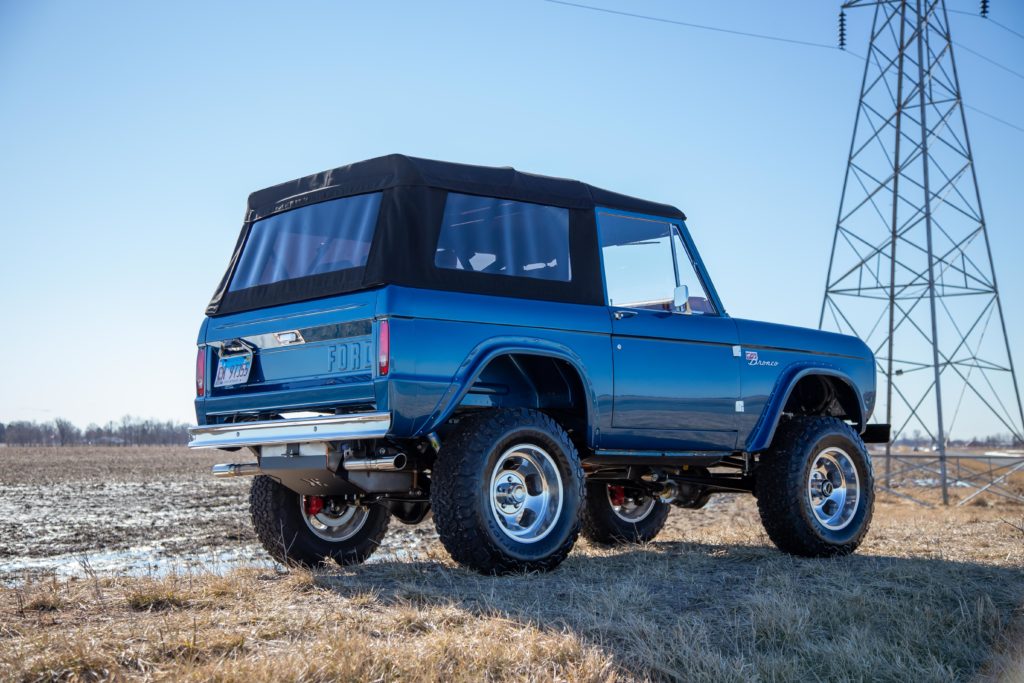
[[190, 154, 889, 574]]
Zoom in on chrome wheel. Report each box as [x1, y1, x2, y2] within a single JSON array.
[[300, 495, 370, 542], [488, 444, 564, 544], [807, 447, 860, 531], [606, 485, 656, 522]]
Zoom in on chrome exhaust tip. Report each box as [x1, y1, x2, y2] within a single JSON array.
[[343, 453, 408, 472], [212, 463, 261, 478]]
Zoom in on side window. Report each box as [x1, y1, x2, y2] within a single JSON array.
[[598, 214, 676, 308], [598, 212, 715, 314], [435, 193, 571, 282]]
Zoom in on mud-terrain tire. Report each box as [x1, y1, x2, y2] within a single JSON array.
[[755, 416, 874, 557], [430, 408, 585, 575], [249, 475, 390, 568], [581, 483, 670, 545]]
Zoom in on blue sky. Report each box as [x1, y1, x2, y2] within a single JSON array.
[[1, 0, 1021, 435]]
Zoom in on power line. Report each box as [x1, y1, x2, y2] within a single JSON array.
[[987, 17, 1024, 41], [545, 0, 1021, 85], [543, 0, 840, 51], [543, 0, 1024, 135], [948, 8, 1024, 41], [952, 40, 1024, 81], [965, 104, 1024, 134]]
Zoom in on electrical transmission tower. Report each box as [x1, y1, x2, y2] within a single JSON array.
[[821, 0, 1024, 504]]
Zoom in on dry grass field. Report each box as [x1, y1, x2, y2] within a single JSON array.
[[1, 446, 1023, 682]]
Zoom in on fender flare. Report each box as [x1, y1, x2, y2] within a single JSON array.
[[415, 336, 601, 445], [746, 363, 866, 453]]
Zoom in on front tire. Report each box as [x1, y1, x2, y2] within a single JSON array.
[[581, 483, 669, 545], [755, 417, 874, 557], [249, 476, 390, 568], [430, 408, 585, 575]]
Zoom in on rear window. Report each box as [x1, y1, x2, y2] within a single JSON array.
[[434, 193, 571, 282], [229, 192, 382, 291]]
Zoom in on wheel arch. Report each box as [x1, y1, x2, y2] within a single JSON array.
[[747, 366, 866, 452], [418, 338, 599, 447]]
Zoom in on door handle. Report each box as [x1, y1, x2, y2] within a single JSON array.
[[613, 310, 638, 320]]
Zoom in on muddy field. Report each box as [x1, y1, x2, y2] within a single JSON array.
[[1, 446, 1023, 681], [0, 447, 440, 580]]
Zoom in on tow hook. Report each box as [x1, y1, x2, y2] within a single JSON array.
[[304, 495, 325, 516]]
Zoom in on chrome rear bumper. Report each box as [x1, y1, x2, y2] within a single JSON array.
[[188, 412, 391, 449]]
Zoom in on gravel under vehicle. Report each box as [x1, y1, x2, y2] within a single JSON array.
[[190, 154, 889, 574]]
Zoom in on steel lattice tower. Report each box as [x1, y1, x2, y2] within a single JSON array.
[[820, 0, 1024, 503]]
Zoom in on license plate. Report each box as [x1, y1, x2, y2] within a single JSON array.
[[215, 354, 252, 388]]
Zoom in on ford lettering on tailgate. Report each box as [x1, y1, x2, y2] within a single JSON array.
[[328, 339, 372, 373]]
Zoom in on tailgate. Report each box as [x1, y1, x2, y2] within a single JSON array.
[[200, 290, 381, 417]]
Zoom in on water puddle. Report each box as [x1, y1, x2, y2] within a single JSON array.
[[1, 526, 436, 586], [1, 543, 273, 585]]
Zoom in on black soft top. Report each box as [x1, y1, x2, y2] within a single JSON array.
[[208, 154, 685, 316], [245, 154, 685, 222]]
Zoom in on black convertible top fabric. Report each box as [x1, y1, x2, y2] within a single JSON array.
[[244, 154, 686, 222], [207, 154, 686, 316]]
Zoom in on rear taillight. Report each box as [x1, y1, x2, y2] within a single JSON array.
[[378, 320, 390, 377], [196, 347, 206, 396]]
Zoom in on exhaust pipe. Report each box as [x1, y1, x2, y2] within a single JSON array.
[[212, 463, 261, 478], [343, 453, 408, 472]]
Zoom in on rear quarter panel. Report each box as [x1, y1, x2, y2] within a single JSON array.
[[379, 286, 612, 443]]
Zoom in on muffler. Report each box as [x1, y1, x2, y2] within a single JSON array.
[[343, 452, 408, 472], [212, 463, 261, 478]]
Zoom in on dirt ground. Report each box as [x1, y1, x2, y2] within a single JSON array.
[[0, 447, 440, 580], [1, 446, 1022, 681]]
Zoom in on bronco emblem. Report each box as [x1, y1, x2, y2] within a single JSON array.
[[746, 350, 779, 367]]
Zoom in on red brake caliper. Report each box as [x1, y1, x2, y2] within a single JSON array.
[[304, 495, 325, 516], [608, 485, 626, 507]]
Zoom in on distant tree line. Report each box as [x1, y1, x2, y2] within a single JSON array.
[[0, 417, 1019, 449], [894, 429, 1023, 449], [0, 416, 192, 446]]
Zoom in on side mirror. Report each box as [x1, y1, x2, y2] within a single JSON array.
[[673, 285, 690, 313]]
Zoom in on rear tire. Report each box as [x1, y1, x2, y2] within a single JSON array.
[[249, 476, 390, 568], [755, 417, 874, 557], [430, 408, 584, 575], [581, 483, 669, 545]]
